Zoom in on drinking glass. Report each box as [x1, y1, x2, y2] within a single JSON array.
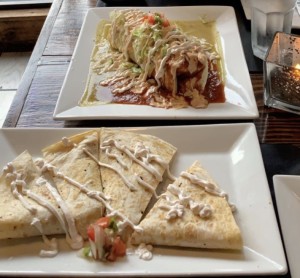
[[251, 0, 297, 60]]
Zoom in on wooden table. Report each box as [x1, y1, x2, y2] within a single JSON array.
[[2, 0, 300, 277]]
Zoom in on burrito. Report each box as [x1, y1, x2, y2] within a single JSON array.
[[108, 9, 211, 107]]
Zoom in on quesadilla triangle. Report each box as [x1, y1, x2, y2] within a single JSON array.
[[0, 150, 81, 249], [131, 161, 243, 250], [41, 130, 104, 239], [99, 128, 177, 227], [0, 150, 59, 240]]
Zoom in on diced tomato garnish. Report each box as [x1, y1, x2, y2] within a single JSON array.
[[144, 13, 155, 25], [143, 12, 170, 27], [87, 217, 111, 241], [113, 236, 127, 257], [162, 19, 170, 27], [95, 217, 110, 229], [87, 226, 95, 241], [87, 217, 126, 262], [106, 236, 126, 261]]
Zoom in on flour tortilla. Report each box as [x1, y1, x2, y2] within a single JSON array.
[[99, 128, 177, 225], [0, 150, 68, 239], [41, 130, 104, 238], [131, 161, 243, 250]]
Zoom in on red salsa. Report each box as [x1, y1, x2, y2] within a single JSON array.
[[105, 62, 225, 108]]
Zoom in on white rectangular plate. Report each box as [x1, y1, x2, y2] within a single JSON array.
[[53, 6, 258, 120], [0, 124, 286, 276], [241, 0, 300, 29], [274, 175, 300, 278]]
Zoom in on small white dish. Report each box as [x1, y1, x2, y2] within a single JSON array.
[[274, 175, 300, 278], [53, 6, 258, 120], [241, 0, 300, 29], [0, 124, 286, 276]]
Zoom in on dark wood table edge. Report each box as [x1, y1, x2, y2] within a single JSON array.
[[3, 0, 64, 128]]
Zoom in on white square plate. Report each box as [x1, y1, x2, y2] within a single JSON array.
[[53, 6, 258, 120], [274, 175, 300, 278], [0, 124, 286, 276]]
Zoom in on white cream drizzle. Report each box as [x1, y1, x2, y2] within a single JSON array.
[[3, 163, 60, 257], [62, 137, 137, 192], [159, 197, 185, 220], [180, 171, 236, 212], [155, 41, 205, 95], [31, 218, 58, 258], [60, 137, 145, 232], [118, 10, 145, 61], [33, 162, 84, 250], [142, 32, 185, 81], [135, 243, 153, 261], [63, 135, 174, 199], [35, 158, 142, 235], [159, 183, 212, 220], [100, 138, 175, 198], [3, 163, 37, 215], [26, 183, 69, 234], [101, 139, 166, 182]]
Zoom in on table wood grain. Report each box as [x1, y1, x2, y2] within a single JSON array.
[[3, 0, 300, 149]]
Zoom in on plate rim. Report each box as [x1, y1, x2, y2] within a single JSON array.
[[274, 174, 300, 278]]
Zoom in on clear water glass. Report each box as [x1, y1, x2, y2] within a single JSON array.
[[251, 0, 297, 60]]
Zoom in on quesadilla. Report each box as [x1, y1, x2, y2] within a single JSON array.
[[41, 130, 105, 239], [99, 128, 177, 227], [131, 161, 243, 250], [0, 130, 106, 242], [0, 150, 64, 240], [0, 128, 243, 261], [0, 150, 85, 251]]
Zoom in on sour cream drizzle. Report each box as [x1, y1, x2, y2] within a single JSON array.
[[180, 171, 236, 212], [35, 157, 142, 233], [135, 243, 153, 261], [155, 41, 204, 95], [31, 217, 58, 258], [26, 184, 70, 235], [3, 163, 37, 215], [34, 161, 84, 250], [3, 163, 60, 257], [62, 137, 137, 192], [142, 32, 185, 82], [118, 10, 144, 61], [159, 183, 212, 220], [61, 137, 151, 232], [159, 196, 185, 220], [63, 136, 174, 198], [101, 139, 164, 181]]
